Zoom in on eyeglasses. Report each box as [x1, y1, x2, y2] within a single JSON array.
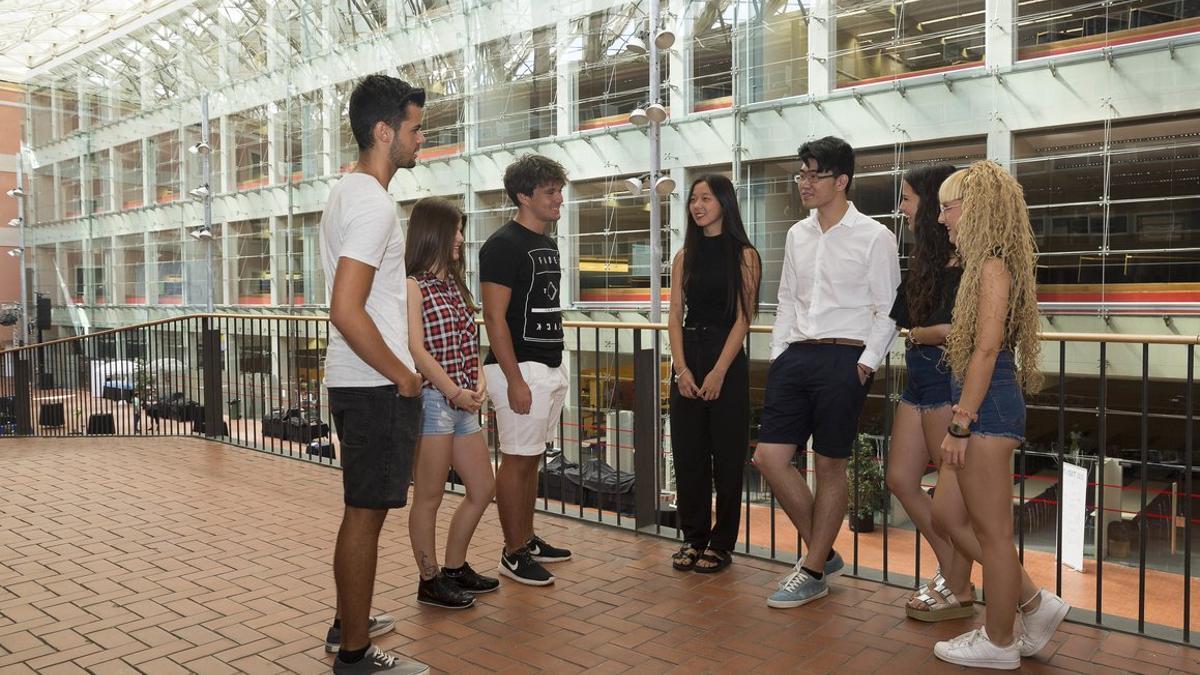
[[939, 200, 962, 214], [793, 171, 836, 186]]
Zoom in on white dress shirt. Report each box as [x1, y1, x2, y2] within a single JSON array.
[[770, 201, 901, 370]]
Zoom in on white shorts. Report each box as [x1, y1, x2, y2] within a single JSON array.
[[484, 361, 568, 456]]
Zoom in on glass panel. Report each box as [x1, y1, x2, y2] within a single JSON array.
[[743, 1, 810, 104], [59, 86, 80, 138], [466, 191, 513, 298], [334, 0, 386, 42], [399, 54, 465, 159], [692, 0, 737, 110], [31, 166, 55, 224], [87, 150, 112, 215], [276, 91, 324, 183], [60, 159, 82, 219], [572, 178, 671, 304], [184, 223, 224, 306], [571, 2, 670, 131], [150, 131, 181, 204], [29, 87, 53, 147], [335, 82, 358, 173], [152, 230, 184, 304], [834, 0, 986, 87], [231, 106, 270, 190], [114, 234, 146, 304], [114, 141, 144, 210], [230, 219, 272, 305], [477, 28, 558, 148], [1017, 0, 1200, 61]]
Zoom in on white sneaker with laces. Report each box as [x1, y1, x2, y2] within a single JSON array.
[[1018, 589, 1070, 657], [933, 627, 1020, 670]]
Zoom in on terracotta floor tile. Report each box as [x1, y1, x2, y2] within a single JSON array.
[[0, 437, 1189, 675]]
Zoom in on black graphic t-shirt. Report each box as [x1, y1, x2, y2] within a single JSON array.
[[479, 220, 564, 368]]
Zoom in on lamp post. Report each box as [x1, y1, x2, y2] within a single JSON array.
[[7, 163, 28, 347], [189, 93, 215, 312], [647, 0, 663, 324]]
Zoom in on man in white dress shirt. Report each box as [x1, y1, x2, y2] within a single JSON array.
[[754, 136, 900, 609]]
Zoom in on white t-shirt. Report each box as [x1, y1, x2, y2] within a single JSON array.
[[320, 172, 414, 387]]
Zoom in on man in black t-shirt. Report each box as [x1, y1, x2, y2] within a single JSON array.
[[480, 154, 572, 587]]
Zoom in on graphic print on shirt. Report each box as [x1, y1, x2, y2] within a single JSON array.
[[522, 247, 563, 343]]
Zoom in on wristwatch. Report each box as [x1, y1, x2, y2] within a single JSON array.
[[948, 420, 971, 438]]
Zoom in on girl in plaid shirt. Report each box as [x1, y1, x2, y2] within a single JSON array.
[[404, 197, 498, 608]]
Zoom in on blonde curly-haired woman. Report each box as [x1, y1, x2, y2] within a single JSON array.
[[930, 161, 1069, 669]]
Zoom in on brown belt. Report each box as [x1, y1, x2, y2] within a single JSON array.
[[798, 338, 865, 347]]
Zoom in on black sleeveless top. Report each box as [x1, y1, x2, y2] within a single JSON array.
[[889, 267, 963, 329], [684, 233, 737, 329]]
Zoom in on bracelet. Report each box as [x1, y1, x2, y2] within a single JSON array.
[[947, 422, 972, 438], [951, 404, 979, 422], [675, 368, 690, 379], [447, 387, 462, 401]]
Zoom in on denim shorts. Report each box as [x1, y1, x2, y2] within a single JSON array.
[[899, 345, 953, 411], [420, 387, 482, 436], [950, 351, 1026, 443], [328, 385, 422, 509]]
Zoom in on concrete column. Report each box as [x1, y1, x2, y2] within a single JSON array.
[[669, 0, 693, 114], [144, 231, 158, 305], [807, 0, 836, 98], [986, 0, 1017, 71]]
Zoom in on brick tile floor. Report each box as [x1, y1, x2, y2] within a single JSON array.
[[0, 437, 1195, 674]]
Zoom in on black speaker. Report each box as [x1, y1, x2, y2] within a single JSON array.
[[36, 296, 51, 330]]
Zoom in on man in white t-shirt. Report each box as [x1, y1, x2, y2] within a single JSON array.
[[319, 74, 429, 675]]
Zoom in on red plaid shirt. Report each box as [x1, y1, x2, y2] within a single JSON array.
[[413, 271, 479, 404]]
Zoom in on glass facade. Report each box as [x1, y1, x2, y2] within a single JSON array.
[[16, 0, 1199, 318]]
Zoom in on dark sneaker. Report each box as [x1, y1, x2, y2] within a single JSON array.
[[332, 645, 430, 674], [417, 573, 475, 609], [527, 535, 572, 563], [324, 615, 396, 653], [499, 548, 555, 586], [443, 562, 499, 594]]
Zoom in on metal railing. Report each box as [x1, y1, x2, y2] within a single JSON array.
[[1, 314, 1197, 644]]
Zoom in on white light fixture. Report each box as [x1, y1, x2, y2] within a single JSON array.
[[645, 102, 668, 124], [189, 141, 212, 155], [625, 36, 647, 55], [625, 177, 646, 196], [628, 107, 649, 126], [6, 187, 24, 198], [189, 184, 211, 199], [8, 217, 21, 227], [7, 247, 23, 257], [654, 28, 676, 50], [190, 227, 213, 240], [654, 175, 676, 196]]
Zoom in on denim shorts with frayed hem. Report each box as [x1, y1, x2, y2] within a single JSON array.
[[950, 351, 1026, 443], [420, 387, 482, 436], [899, 345, 953, 411]]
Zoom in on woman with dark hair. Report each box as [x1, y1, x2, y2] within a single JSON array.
[[404, 196, 498, 609], [668, 174, 761, 573], [886, 164, 976, 622]]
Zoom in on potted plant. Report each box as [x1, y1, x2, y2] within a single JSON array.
[[847, 434, 887, 533]]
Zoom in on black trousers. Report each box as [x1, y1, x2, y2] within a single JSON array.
[[669, 326, 749, 552]]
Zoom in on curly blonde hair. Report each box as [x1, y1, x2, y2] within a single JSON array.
[[941, 161, 1043, 394]]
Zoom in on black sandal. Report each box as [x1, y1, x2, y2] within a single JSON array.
[[671, 545, 701, 571], [693, 549, 732, 574]]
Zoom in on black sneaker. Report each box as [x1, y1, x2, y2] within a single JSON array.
[[498, 548, 555, 586], [332, 645, 429, 674], [417, 573, 475, 609], [324, 615, 396, 653], [443, 562, 500, 594], [527, 535, 572, 563]]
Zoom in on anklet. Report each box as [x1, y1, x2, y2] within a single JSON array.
[[1019, 590, 1040, 612]]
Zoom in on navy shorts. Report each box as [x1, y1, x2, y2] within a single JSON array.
[[899, 345, 953, 410], [758, 343, 873, 459], [329, 384, 422, 509], [950, 351, 1026, 443]]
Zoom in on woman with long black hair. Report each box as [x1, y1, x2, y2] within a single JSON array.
[[668, 174, 761, 574], [886, 164, 976, 622]]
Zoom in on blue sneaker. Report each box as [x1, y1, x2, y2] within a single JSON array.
[[767, 567, 829, 608], [796, 550, 844, 578]]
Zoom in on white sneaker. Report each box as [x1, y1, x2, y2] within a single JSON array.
[[1018, 589, 1070, 657], [934, 627, 1020, 670]]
